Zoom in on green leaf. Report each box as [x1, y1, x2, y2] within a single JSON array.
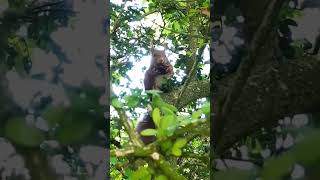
[[160, 115, 175, 130], [252, 139, 262, 154], [152, 96, 177, 113], [261, 153, 294, 180], [172, 21, 181, 31], [162, 103, 178, 113], [110, 157, 118, 165], [171, 138, 187, 156], [177, 115, 192, 126], [152, 108, 161, 128], [201, 102, 210, 114], [198, 38, 204, 47], [112, 98, 123, 108], [132, 166, 152, 180], [145, 90, 162, 96], [160, 106, 174, 115], [124, 168, 134, 179], [261, 130, 320, 180], [140, 129, 157, 136], [5, 117, 45, 147], [173, 138, 187, 148], [157, 129, 166, 138], [155, 175, 168, 180], [124, 95, 140, 108], [192, 109, 203, 119], [161, 141, 173, 151], [214, 169, 254, 180], [189, 9, 198, 15], [152, 95, 162, 107], [42, 107, 66, 127], [56, 115, 92, 145], [162, 29, 170, 36], [171, 147, 182, 156], [293, 131, 320, 164]]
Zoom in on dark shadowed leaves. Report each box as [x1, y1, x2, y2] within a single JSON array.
[[5, 117, 45, 147]]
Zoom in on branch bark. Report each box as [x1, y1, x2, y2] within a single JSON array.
[[212, 0, 320, 155], [212, 0, 286, 151], [214, 56, 320, 154], [162, 79, 210, 109]]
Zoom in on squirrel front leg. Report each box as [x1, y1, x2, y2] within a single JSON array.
[[144, 66, 162, 90], [144, 65, 173, 90]]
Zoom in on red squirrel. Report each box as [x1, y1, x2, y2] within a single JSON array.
[[144, 47, 173, 90], [136, 47, 173, 144]]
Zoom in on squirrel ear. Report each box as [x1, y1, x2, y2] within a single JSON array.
[[150, 39, 155, 53]]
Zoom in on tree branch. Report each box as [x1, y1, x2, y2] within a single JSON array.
[[212, 0, 287, 154], [214, 55, 320, 154], [162, 79, 209, 109]]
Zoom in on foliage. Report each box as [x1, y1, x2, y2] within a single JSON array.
[[0, 0, 74, 75], [110, 0, 210, 178], [0, 1, 107, 179], [212, 129, 320, 180], [111, 91, 209, 179]]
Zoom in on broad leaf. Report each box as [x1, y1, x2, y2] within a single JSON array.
[[5, 117, 45, 147]]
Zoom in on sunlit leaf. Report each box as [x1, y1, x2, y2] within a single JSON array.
[[152, 108, 161, 128], [171, 147, 182, 156], [161, 106, 174, 115], [131, 166, 152, 180], [192, 109, 203, 119], [160, 115, 175, 131], [201, 102, 210, 114], [174, 138, 187, 148], [112, 98, 123, 108], [162, 102, 177, 113], [124, 95, 140, 108], [155, 175, 168, 180], [141, 129, 157, 136], [177, 115, 192, 126]]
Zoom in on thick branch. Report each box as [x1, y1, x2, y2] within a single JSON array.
[[214, 56, 320, 154], [212, 0, 287, 154], [162, 79, 209, 109]]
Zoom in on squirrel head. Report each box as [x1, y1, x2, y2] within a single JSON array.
[[150, 48, 169, 65], [150, 48, 173, 75]]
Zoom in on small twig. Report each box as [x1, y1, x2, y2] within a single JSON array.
[[111, 91, 144, 146], [31, 0, 65, 11], [113, 106, 144, 147]]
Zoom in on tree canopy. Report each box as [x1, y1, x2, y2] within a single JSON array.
[[110, 0, 210, 179]]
